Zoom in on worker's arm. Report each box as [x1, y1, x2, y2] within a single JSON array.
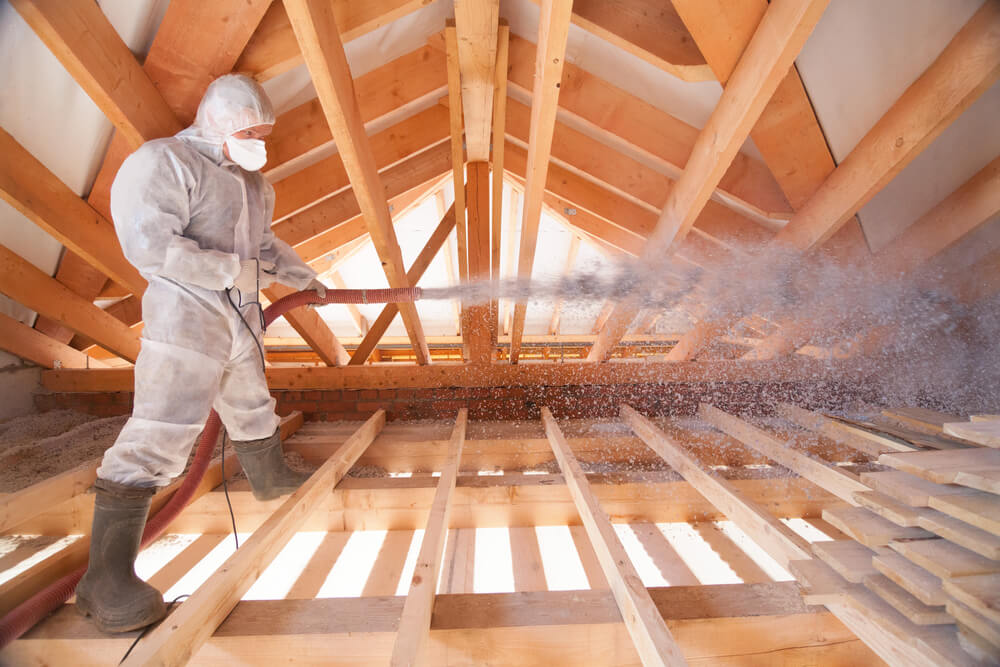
[[257, 179, 318, 291], [110, 142, 241, 290]]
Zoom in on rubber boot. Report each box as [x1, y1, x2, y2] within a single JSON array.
[[231, 428, 312, 501], [75, 479, 167, 633]]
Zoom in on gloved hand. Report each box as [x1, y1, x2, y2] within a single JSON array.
[[307, 278, 328, 300], [233, 259, 277, 294]]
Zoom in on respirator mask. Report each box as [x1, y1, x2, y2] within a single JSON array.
[[225, 135, 268, 171]]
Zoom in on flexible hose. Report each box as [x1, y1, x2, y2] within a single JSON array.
[[0, 286, 422, 647]]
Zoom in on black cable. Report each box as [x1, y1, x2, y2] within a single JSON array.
[[225, 280, 267, 374], [221, 431, 240, 551], [119, 594, 190, 664]]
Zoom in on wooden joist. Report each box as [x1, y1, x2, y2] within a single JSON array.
[[508, 0, 574, 364], [587, 0, 830, 362], [121, 411, 386, 666], [621, 406, 811, 568], [350, 204, 457, 365], [390, 409, 467, 666], [9, 0, 181, 150], [542, 408, 687, 666], [0, 245, 141, 362], [699, 404, 869, 505], [284, 0, 430, 364]]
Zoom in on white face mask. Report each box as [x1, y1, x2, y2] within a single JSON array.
[[225, 135, 267, 171]]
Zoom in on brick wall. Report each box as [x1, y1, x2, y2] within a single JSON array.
[[34, 380, 870, 422]]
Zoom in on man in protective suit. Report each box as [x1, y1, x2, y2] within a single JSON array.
[[75, 75, 328, 633]]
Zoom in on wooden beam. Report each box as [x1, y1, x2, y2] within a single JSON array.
[[261, 284, 350, 366], [0, 128, 146, 295], [235, 0, 433, 82], [350, 204, 457, 364], [587, 0, 830, 362], [490, 25, 510, 346], [699, 404, 870, 505], [121, 411, 386, 667], [548, 235, 581, 335], [508, 0, 574, 364], [621, 405, 812, 568], [453, 1, 500, 161], [9, 0, 181, 150], [390, 409, 467, 666], [464, 161, 493, 363], [542, 408, 687, 665], [0, 245, 140, 362], [272, 104, 450, 222], [12, 584, 872, 665], [0, 312, 108, 370], [529, 0, 712, 83], [283, 0, 432, 364], [444, 23, 469, 287], [777, 1, 1000, 251]]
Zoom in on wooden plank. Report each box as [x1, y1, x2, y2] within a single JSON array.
[[120, 411, 386, 667], [833, 414, 968, 451], [284, 0, 430, 364], [349, 204, 457, 365], [930, 492, 1000, 537], [854, 490, 926, 528], [0, 129, 146, 295], [542, 407, 687, 666], [917, 510, 1000, 560], [860, 470, 978, 508], [9, 0, 181, 149], [444, 23, 468, 283], [699, 404, 869, 505], [777, 403, 912, 456], [453, 0, 499, 161], [621, 406, 811, 568], [261, 284, 350, 366], [235, 0, 433, 82], [863, 574, 952, 626], [872, 549, 947, 607], [776, 1, 1000, 251], [947, 599, 1000, 650], [879, 448, 1000, 495], [885, 407, 964, 434], [823, 506, 932, 548], [508, 0, 574, 364], [0, 244, 140, 362], [508, 526, 548, 591], [811, 540, 877, 584], [944, 574, 1000, 626], [390, 409, 467, 666], [945, 421, 1000, 448], [10, 583, 873, 665], [788, 558, 848, 606], [464, 161, 493, 364], [0, 312, 108, 370], [587, 0, 830, 362], [890, 538, 1000, 580]]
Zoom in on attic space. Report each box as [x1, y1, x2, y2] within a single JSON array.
[[0, 0, 999, 665]]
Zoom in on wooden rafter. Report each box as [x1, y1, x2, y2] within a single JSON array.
[[528, 0, 712, 82], [0, 128, 145, 295], [0, 312, 108, 370], [350, 204, 458, 365], [508, 0, 574, 363], [542, 408, 687, 665], [0, 245, 140, 362], [120, 412, 386, 666], [587, 0, 830, 362], [390, 409, 467, 665], [273, 2, 434, 364], [444, 23, 469, 285], [453, 0, 500, 161], [9, 0, 181, 150]]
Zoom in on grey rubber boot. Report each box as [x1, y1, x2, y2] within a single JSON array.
[[231, 428, 312, 501], [75, 479, 167, 633]]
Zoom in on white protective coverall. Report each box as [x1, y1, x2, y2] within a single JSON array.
[[97, 75, 317, 487]]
